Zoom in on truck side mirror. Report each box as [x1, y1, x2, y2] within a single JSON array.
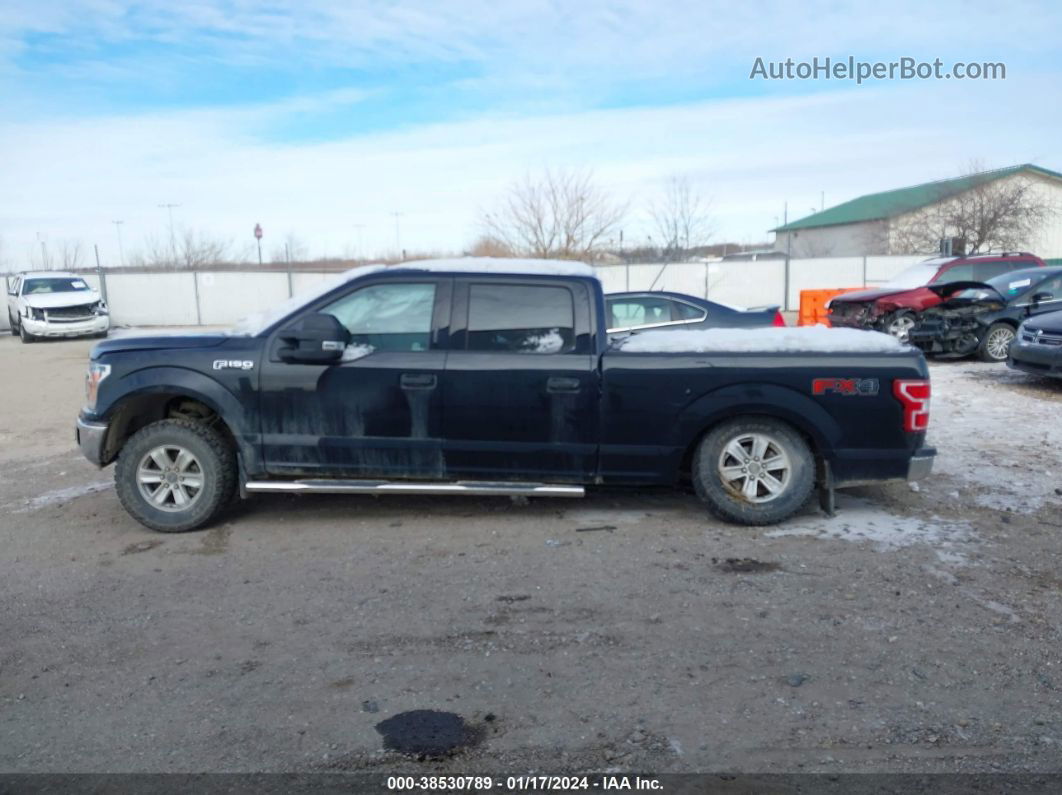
[[1032, 291, 1054, 305], [277, 313, 351, 363]]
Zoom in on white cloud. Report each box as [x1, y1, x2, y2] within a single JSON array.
[[2, 73, 1059, 265]]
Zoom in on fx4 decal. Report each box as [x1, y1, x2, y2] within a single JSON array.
[[213, 359, 255, 370], [812, 377, 879, 396]]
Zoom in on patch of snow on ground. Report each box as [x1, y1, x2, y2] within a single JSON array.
[[11, 481, 113, 513], [765, 496, 973, 564], [925, 361, 1062, 513], [618, 325, 908, 353]]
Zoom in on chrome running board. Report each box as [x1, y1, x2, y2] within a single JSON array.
[[244, 479, 585, 498]]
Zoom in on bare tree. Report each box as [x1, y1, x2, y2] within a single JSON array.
[[271, 232, 309, 263], [466, 235, 514, 258], [889, 162, 1057, 255], [132, 229, 229, 269], [481, 169, 627, 261], [58, 239, 83, 269], [649, 175, 713, 261]]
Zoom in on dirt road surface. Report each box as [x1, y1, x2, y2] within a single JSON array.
[[2, 332, 1061, 774]]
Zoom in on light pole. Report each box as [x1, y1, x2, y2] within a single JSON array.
[[158, 203, 181, 261], [112, 220, 125, 267], [254, 223, 263, 266]]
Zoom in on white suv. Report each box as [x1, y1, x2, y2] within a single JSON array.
[[6, 272, 110, 343]]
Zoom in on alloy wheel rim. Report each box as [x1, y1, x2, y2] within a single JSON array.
[[888, 315, 915, 341], [986, 327, 1014, 360], [717, 433, 791, 504], [136, 445, 204, 512]]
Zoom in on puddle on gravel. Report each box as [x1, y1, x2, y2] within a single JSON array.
[[375, 710, 486, 759]]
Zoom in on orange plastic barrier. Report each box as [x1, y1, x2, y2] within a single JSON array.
[[798, 287, 866, 327]]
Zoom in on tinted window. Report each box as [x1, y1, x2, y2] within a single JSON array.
[[672, 301, 706, 321], [467, 284, 574, 353], [931, 264, 974, 284], [607, 296, 673, 328], [973, 261, 1032, 281], [323, 282, 436, 352]]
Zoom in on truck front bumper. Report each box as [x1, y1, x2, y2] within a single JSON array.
[[23, 314, 109, 338], [76, 415, 109, 466], [907, 448, 935, 481]]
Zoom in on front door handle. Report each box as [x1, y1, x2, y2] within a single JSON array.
[[400, 373, 437, 390], [547, 376, 581, 394]]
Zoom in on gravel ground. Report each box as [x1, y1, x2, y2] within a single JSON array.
[[1, 332, 1061, 774]]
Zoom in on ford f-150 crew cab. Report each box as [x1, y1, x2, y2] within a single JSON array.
[[75, 258, 935, 532]]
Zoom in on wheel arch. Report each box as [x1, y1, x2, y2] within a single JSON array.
[[674, 385, 840, 482], [96, 368, 256, 470]]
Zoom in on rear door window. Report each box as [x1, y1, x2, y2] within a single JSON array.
[[467, 284, 575, 353], [671, 301, 706, 321], [607, 296, 674, 328], [974, 261, 1030, 281]]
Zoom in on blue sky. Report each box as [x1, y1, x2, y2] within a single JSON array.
[[1, 0, 1060, 264]]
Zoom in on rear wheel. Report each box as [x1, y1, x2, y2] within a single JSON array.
[[692, 417, 815, 525], [978, 322, 1015, 362], [885, 310, 917, 342], [115, 419, 236, 532]]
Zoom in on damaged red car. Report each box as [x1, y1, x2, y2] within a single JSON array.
[[826, 252, 1046, 341]]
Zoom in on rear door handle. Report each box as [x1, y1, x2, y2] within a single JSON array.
[[400, 373, 437, 390], [547, 376, 582, 394]]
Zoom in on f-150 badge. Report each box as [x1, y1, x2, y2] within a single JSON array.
[[812, 377, 879, 396], [213, 360, 255, 370]]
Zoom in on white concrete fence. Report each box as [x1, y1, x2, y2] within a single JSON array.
[[2, 255, 923, 331]]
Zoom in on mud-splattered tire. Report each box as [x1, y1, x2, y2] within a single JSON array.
[[978, 322, 1015, 363], [692, 417, 815, 526], [115, 419, 236, 532]]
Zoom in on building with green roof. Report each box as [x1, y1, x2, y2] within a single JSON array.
[[771, 164, 1062, 258]]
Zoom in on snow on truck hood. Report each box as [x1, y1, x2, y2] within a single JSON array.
[[616, 325, 910, 353]]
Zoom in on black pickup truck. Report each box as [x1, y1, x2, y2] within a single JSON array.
[[75, 258, 934, 532]]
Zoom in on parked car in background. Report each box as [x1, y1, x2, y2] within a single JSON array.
[[606, 291, 784, 334], [6, 271, 109, 343], [1009, 309, 1062, 378], [827, 252, 1047, 341], [908, 267, 1062, 361]]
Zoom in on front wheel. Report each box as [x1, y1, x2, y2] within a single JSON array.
[[115, 419, 236, 532], [978, 322, 1015, 362], [19, 323, 34, 343], [884, 310, 917, 342], [692, 417, 815, 525]]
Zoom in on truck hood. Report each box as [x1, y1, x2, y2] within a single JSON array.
[[91, 333, 230, 356], [23, 291, 101, 309]]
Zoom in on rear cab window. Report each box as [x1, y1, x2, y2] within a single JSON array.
[[466, 284, 575, 353]]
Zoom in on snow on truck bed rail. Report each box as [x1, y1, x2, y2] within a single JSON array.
[[616, 325, 910, 354]]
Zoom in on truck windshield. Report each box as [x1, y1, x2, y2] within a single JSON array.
[[23, 278, 91, 294]]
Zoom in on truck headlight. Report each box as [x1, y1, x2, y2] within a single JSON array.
[[30, 307, 45, 321], [93, 301, 109, 316], [85, 362, 111, 411]]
